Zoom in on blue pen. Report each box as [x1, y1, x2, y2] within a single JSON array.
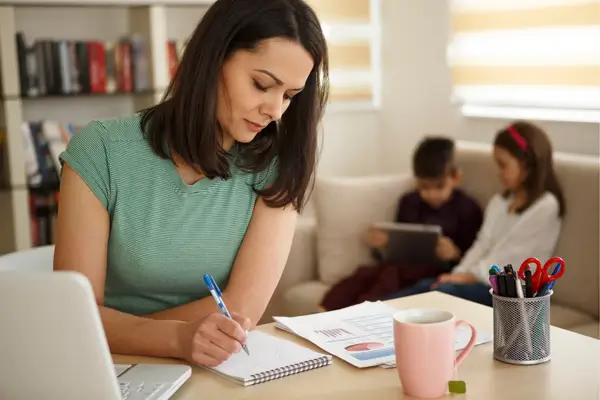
[[203, 274, 250, 355]]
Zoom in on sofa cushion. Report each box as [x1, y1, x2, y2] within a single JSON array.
[[314, 174, 414, 286], [549, 154, 599, 319], [570, 322, 600, 340], [550, 303, 597, 330], [282, 280, 330, 317]]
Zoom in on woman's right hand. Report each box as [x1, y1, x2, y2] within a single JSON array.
[[364, 226, 389, 249], [176, 312, 250, 367]]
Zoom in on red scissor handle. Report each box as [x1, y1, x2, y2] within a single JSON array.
[[518, 256, 565, 293], [540, 257, 565, 282]]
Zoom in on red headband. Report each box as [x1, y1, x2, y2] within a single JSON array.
[[507, 126, 527, 152]]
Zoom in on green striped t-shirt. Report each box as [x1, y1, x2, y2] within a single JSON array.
[[59, 113, 277, 316]]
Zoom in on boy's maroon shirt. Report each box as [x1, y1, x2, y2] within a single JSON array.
[[394, 188, 483, 265]]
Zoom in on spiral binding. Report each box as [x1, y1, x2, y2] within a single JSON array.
[[248, 355, 332, 385]]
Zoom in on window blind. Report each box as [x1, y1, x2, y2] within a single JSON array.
[[448, 0, 600, 121], [306, 0, 379, 105]]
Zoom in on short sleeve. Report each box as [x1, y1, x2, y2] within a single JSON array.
[[59, 120, 111, 210], [253, 156, 279, 191]]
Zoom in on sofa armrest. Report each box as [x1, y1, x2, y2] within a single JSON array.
[[261, 217, 318, 322], [277, 216, 318, 294]]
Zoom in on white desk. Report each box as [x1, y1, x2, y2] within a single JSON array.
[[113, 292, 600, 399]]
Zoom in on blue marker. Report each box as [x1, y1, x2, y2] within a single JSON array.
[[203, 274, 250, 355]]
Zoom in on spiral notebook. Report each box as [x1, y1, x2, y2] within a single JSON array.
[[205, 331, 333, 386]]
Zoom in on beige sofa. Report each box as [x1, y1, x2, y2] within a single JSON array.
[[262, 141, 600, 340]]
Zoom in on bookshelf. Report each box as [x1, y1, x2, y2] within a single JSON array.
[[0, 0, 214, 254]]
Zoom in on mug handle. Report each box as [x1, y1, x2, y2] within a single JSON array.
[[455, 320, 477, 367]]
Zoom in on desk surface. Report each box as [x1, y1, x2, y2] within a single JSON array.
[[112, 292, 600, 400]]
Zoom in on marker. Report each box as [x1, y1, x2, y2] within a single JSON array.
[[497, 274, 507, 297], [488, 268, 499, 294], [524, 269, 533, 298], [506, 274, 517, 298], [203, 274, 250, 355]]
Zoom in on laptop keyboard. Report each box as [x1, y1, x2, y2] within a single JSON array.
[[115, 365, 167, 400], [119, 381, 164, 400]]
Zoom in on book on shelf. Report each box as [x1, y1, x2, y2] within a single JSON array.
[[14, 32, 160, 98], [21, 120, 81, 247], [0, 119, 75, 247], [22, 120, 77, 189], [29, 189, 59, 248], [166, 38, 187, 80]]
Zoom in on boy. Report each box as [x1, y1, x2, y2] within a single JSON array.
[[320, 137, 483, 311]]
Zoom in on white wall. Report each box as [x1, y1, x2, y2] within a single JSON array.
[[317, 110, 382, 176], [378, 0, 600, 175]]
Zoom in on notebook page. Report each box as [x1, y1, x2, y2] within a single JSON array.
[[209, 331, 329, 380]]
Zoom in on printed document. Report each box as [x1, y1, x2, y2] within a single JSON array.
[[274, 301, 492, 368]]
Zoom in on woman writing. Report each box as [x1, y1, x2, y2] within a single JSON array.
[[53, 0, 328, 368]]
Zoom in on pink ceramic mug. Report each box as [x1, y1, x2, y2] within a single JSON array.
[[393, 308, 477, 399]]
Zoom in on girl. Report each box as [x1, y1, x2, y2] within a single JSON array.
[[385, 121, 566, 306]]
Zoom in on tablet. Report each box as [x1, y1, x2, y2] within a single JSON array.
[[373, 222, 442, 265]]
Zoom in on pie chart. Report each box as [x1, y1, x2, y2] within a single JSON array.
[[345, 342, 385, 352]]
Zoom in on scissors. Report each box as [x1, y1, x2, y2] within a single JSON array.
[[517, 256, 565, 295]]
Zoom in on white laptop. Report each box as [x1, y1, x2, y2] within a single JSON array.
[[0, 270, 192, 400]]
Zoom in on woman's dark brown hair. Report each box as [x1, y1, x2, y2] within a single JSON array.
[[494, 121, 566, 217], [140, 0, 329, 212]]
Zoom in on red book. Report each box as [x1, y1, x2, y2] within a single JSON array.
[[120, 41, 132, 92], [88, 42, 106, 93]]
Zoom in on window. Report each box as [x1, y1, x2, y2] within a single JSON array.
[[448, 0, 600, 123], [306, 0, 380, 110]]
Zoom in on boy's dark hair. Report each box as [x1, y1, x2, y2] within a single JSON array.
[[494, 120, 566, 217], [139, 0, 329, 212], [412, 136, 457, 179]]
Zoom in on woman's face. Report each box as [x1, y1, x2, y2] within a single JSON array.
[[217, 37, 314, 149], [493, 146, 526, 190]]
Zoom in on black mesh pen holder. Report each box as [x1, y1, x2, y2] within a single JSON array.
[[491, 289, 552, 365]]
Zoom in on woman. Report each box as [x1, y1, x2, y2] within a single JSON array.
[[53, 0, 328, 368]]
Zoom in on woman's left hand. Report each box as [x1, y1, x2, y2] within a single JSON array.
[[430, 273, 478, 288]]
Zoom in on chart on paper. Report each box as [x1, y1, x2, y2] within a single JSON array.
[[274, 301, 399, 368], [339, 312, 395, 363]]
